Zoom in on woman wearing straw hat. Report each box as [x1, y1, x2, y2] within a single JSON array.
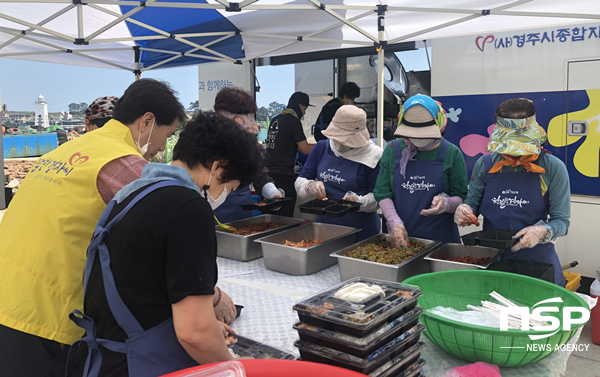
[[295, 105, 383, 242], [374, 94, 468, 247], [455, 98, 570, 286]]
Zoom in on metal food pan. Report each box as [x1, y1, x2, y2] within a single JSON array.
[[424, 243, 502, 271], [215, 214, 304, 261], [331, 234, 441, 282], [255, 222, 360, 275]]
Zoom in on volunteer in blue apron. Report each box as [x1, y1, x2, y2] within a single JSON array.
[[455, 98, 570, 286], [374, 94, 468, 247], [67, 112, 263, 377], [295, 105, 383, 242], [213, 87, 283, 224]]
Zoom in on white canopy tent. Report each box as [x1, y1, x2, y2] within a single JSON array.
[[2, 0, 600, 146]]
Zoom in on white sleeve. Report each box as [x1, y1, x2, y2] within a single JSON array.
[[294, 177, 314, 199]]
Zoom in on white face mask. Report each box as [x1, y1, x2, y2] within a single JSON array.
[[201, 172, 228, 210], [136, 119, 155, 155], [409, 138, 434, 148]]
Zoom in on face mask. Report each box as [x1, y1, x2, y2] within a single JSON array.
[[136, 119, 155, 155], [409, 138, 434, 148], [201, 172, 228, 210], [332, 139, 353, 153]]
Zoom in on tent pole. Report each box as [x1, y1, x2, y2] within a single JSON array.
[[376, 6, 386, 149], [134, 45, 141, 80]]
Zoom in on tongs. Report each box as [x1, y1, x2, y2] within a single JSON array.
[[214, 215, 236, 233]]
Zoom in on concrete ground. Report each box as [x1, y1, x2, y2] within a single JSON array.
[[566, 321, 600, 377]]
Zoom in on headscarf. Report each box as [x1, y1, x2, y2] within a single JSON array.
[[217, 110, 259, 135], [85, 96, 119, 120]]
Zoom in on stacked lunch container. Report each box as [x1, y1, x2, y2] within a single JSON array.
[[292, 277, 427, 377]]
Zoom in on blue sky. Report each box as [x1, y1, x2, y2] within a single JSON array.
[[0, 49, 430, 113]]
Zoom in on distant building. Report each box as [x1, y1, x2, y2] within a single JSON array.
[[34, 94, 49, 128]]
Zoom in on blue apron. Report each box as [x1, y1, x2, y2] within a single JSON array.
[[314, 142, 380, 242], [480, 154, 566, 286], [212, 185, 253, 224], [392, 139, 460, 244], [68, 180, 199, 377]]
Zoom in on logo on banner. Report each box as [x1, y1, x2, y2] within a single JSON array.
[[476, 25, 600, 52], [492, 189, 529, 209], [320, 169, 346, 184], [402, 176, 435, 194]]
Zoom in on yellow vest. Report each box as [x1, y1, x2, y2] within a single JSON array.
[[0, 120, 142, 344]]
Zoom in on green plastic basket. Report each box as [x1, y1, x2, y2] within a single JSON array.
[[403, 270, 588, 367]]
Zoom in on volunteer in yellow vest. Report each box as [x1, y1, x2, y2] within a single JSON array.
[[0, 79, 186, 377]]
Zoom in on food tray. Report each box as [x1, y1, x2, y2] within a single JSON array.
[[298, 198, 361, 218], [235, 305, 243, 319], [387, 359, 426, 377], [255, 223, 360, 275], [226, 334, 296, 360], [293, 306, 423, 357], [369, 342, 425, 377], [240, 197, 291, 212], [461, 230, 519, 249], [294, 323, 425, 375], [488, 259, 555, 283], [331, 234, 440, 282], [293, 277, 422, 337], [215, 214, 304, 261], [424, 243, 502, 271]]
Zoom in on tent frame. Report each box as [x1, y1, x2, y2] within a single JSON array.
[[1, 0, 600, 146]]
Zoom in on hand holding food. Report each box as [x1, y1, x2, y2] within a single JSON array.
[[220, 322, 236, 337], [390, 223, 409, 248], [306, 181, 327, 199], [454, 204, 480, 227], [511, 224, 548, 252], [343, 191, 359, 202]]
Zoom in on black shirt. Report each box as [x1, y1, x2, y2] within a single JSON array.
[[73, 184, 217, 377], [264, 112, 307, 177], [314, 98, 342, 142]]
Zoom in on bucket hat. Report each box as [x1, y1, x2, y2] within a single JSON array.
[[322, 105, 370, 148]]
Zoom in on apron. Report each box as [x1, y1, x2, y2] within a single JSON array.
[[212, 185, 253, 224], [68, 180, 199, 377], [314, 142, 380, 242], [392, 139, 460, 244], [480, 154, 566, 286]]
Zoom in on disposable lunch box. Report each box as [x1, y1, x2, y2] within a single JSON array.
[[293, 306, 423, 358], [226, 335, 296, 360], [294, 323, 425, 375], [293, 277, 422, 337]]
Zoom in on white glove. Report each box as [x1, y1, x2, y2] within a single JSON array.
[[262, 182, 283, 199], [454, 204, 480, 227], [511, 224, 550, 252], [306, 180, 327, 199], [390, 223, 409, 248], [272, 188, 284, 198], [421, 193, 463, 216], [343, 191, 378, 213]]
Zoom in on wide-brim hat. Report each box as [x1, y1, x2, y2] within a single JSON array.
[[487, 114, 547, 156], [322, 105, 370, 148], [394, 94, 446, 139]]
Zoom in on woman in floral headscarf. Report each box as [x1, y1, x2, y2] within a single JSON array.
[[455, 98, 570, 286], [374, 94, 468, 247]]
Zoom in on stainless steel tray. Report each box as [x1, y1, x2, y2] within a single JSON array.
[[330, 234, 441, 282], [215, 214, 304, 261], [255, 222, 360, 275], [424, 243, 502, 271]]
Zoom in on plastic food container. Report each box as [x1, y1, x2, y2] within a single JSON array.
[[293, 306, 423, 357], [293, 277, 422, 337], [424, 243, 502, 271], [369, 342, 425, 377], [240, 197, 292, 212], [488, 259, 555, 283], [331, 234, 440, 282], [255, 223, 360, 275], [461, 230, 519, 249], [388, 359, 426, 377], [294, 323, 425, 374], [227, 335, 296, 360], [298, 199, 361, 218], [215, 214, 304, 261]]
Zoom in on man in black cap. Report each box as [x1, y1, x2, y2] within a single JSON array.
[[265, 92, 314, 217]]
